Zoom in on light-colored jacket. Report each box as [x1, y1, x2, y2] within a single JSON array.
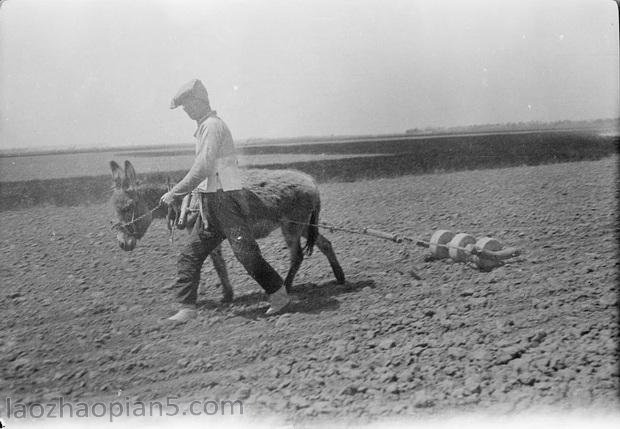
[[170, 111, 243, 196]]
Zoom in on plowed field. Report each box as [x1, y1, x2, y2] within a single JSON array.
[[1, 156, 618, 424]]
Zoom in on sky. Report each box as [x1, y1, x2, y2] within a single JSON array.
[[0, 0, 618, 150]]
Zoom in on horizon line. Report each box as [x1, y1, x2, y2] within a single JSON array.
[[1, 117, 618, 157]]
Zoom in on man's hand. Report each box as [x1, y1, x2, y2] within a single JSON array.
[[160, 191, 176, 206]]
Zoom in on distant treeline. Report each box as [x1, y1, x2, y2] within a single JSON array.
[[0, 131, 617, 211], [405, 117, 619, 135]]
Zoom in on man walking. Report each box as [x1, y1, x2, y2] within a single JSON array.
[[160, 79, 290, 322]]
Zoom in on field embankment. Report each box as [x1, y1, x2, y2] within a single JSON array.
[[0, 131, 616, 212]]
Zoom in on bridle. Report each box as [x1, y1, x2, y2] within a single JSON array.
[[110, 201, 162, 237], [111, 198, 181, 244]]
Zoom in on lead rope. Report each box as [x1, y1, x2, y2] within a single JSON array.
[[110, 202, 163, 233], [167, 206, 176, 245], [165, 181, 176, 245]]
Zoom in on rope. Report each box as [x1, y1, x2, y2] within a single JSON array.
[[287, 219, 426, 244], [286, 219, 520, 259], [111, 202, 163, 233], [112, 203, 519, 260]]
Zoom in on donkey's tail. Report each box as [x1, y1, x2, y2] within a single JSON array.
[[304, 200, 320, 256]]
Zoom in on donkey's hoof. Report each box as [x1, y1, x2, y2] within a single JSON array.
[[335, 269, 346, 284], [220, 293, 234, 304]]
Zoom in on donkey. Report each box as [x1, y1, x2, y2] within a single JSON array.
[[109, 160, 345, 302]]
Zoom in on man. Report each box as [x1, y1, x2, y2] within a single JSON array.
[[160, 79, 290, 322]]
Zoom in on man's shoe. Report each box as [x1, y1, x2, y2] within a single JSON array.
[[265, 287, 291, 315], [167, 307, 197, 322]]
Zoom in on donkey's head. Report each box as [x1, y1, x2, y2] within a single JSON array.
[[109, 160, 154, 251]]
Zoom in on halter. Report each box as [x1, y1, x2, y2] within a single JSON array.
[[110, 202, 162, 236]]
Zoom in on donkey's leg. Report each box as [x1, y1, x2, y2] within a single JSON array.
[[281, 223, 305, 293], [310, 232, 346, 284], [209, 244, 233, 302]]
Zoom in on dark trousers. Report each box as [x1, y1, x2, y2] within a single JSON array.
[[174, 189, 283, 305]]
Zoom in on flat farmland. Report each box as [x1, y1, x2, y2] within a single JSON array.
[[0, 130, 616, 211], [0, 149, 378, 182], [0, 130, 615, 184], [0, 150, 617, 423]]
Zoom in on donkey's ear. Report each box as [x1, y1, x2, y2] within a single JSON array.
[[110, 161, 124, 189], [124, 160, 137, 188]]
